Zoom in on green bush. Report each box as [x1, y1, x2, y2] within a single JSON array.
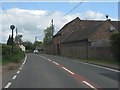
[[110, 33, 120, 63], [2, 44, 25, 64]]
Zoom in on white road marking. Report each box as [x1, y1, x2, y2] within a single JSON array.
[[62, 67, 74, 74], [4, 82, 12, 88], [53, 61, 59, 65], [12, 75, 17, 80], [81, 62, 120, 73], [81, 62, 90, 65], [47, 59, 51, 61], [41, 56, 44, 58], [20, 67, 22, 70], [17, 71, 20, 74], [82, 81, 96, 89], [22, 55, 27, 65]]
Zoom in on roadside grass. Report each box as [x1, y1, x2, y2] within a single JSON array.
[[2, 44, 25, 65], [2, 52, 25, 65], [0, 56, 2, 65], [81, 58, 119, 66]]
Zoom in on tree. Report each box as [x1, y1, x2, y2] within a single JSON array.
[[15, 34, 23, 45], [7, 35, 13, 45], [110, 33, 120, 62], [33, 41, 42, 49], [23, 41, 34, 52], [43, 25, 54, 45]]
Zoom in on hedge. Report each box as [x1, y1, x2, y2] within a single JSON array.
[[2, 44, 25, 64], [110, 33, 120, 63]]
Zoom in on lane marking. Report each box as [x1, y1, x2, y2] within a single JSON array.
[[40, 56, 47, 59], [47, 59, 51, 61], [4, 82, 12, 88], [82, 81, 96, 89], [17, 71, 20, 74], [53, 61, 59, 65], [37, 55, 99, 89], [20, 67, 22, 70], [62, 67, 74, 75], [22, 55, 27, 65], [41, 56, 43, 58], [81, 62, 120, 73], [12, 75, 17, 80]]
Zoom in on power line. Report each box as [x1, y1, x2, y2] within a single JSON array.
[[2, 6, 13, 24], [63, 0, 85, 17]]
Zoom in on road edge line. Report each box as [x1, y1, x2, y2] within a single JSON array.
[[4, 82, 12, 88]]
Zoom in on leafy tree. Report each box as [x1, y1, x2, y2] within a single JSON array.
[[43, 25, 54, 45], [15, 34, 23, 45], [33, 41, 42, 49], [110, 33, 120, 62], [23, 41, 34, 52]]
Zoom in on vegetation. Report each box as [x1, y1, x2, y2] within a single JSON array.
[[0, 44, 2, 65], [110, 33, 120, 63], [7, 35, 13, 45], [23, 41, 43, 53], [2, 44, 25, 64], [43, 25, 54, 45], [33, 41, 42, 49], [82, 58, 119, 65], [23, 41, 34, 52]]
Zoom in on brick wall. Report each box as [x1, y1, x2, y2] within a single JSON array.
[[88, 47, 113, 59], [61, 40, 87, 58], [60, 41, 113, 59]]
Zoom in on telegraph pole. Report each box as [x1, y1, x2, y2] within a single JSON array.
[[51, 19, 54, 37], [35, 37, 37, 42], [16, 28, 18, 46], [51, 19, 54, 54]]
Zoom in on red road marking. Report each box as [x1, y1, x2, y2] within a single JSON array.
[[41, 56, 101, 89]]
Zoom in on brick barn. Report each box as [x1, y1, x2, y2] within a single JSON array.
[[52, 17, 119, 59]]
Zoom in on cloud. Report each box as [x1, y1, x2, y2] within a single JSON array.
[[1, 8, 116, 43]]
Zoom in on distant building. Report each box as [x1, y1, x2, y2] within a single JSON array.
[[49, 17, 119, 59], [19, 45, 26, 52]]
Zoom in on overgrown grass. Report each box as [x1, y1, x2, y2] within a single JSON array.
[[81, 58, 119, 65], [2, 44, 25, 65]]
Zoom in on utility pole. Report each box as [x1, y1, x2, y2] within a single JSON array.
[[35, 37, 37, 42], [16, 28, 18, 46], [51, 19, 54, 54], [51, 19, 54, 37]]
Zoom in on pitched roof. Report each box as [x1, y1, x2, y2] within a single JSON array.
[[110, 21, 120, 32], [61, 21, 104, 43], [54, 17, 81, 37], [54, 17, 120, 43]]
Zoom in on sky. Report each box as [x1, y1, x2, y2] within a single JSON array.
[[1, 0, 119, 43]]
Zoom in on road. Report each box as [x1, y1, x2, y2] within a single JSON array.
[[3, 54, 119, 89]]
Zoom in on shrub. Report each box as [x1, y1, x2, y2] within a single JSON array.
[[110, 33, 120, 63], [2, 44, 25, 64]]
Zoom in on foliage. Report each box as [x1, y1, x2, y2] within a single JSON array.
[[15, 34, 23, 45], [33, 41, 42, 49], [23, 41, 34, 52], [2, 44, 25, 64], [43, 25, 54, 45], [110, 33, 120, 62], [7, 35, 13, 46]]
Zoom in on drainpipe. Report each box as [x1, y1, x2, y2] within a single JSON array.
[[86, 39, 88, 59]]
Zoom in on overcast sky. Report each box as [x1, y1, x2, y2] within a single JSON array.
[[1, 0, 119, 43]]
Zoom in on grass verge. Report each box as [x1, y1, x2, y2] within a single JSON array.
[[82, 58, 119, 65], [2, 44, 25, 65], [2, 52, 25, 65]]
